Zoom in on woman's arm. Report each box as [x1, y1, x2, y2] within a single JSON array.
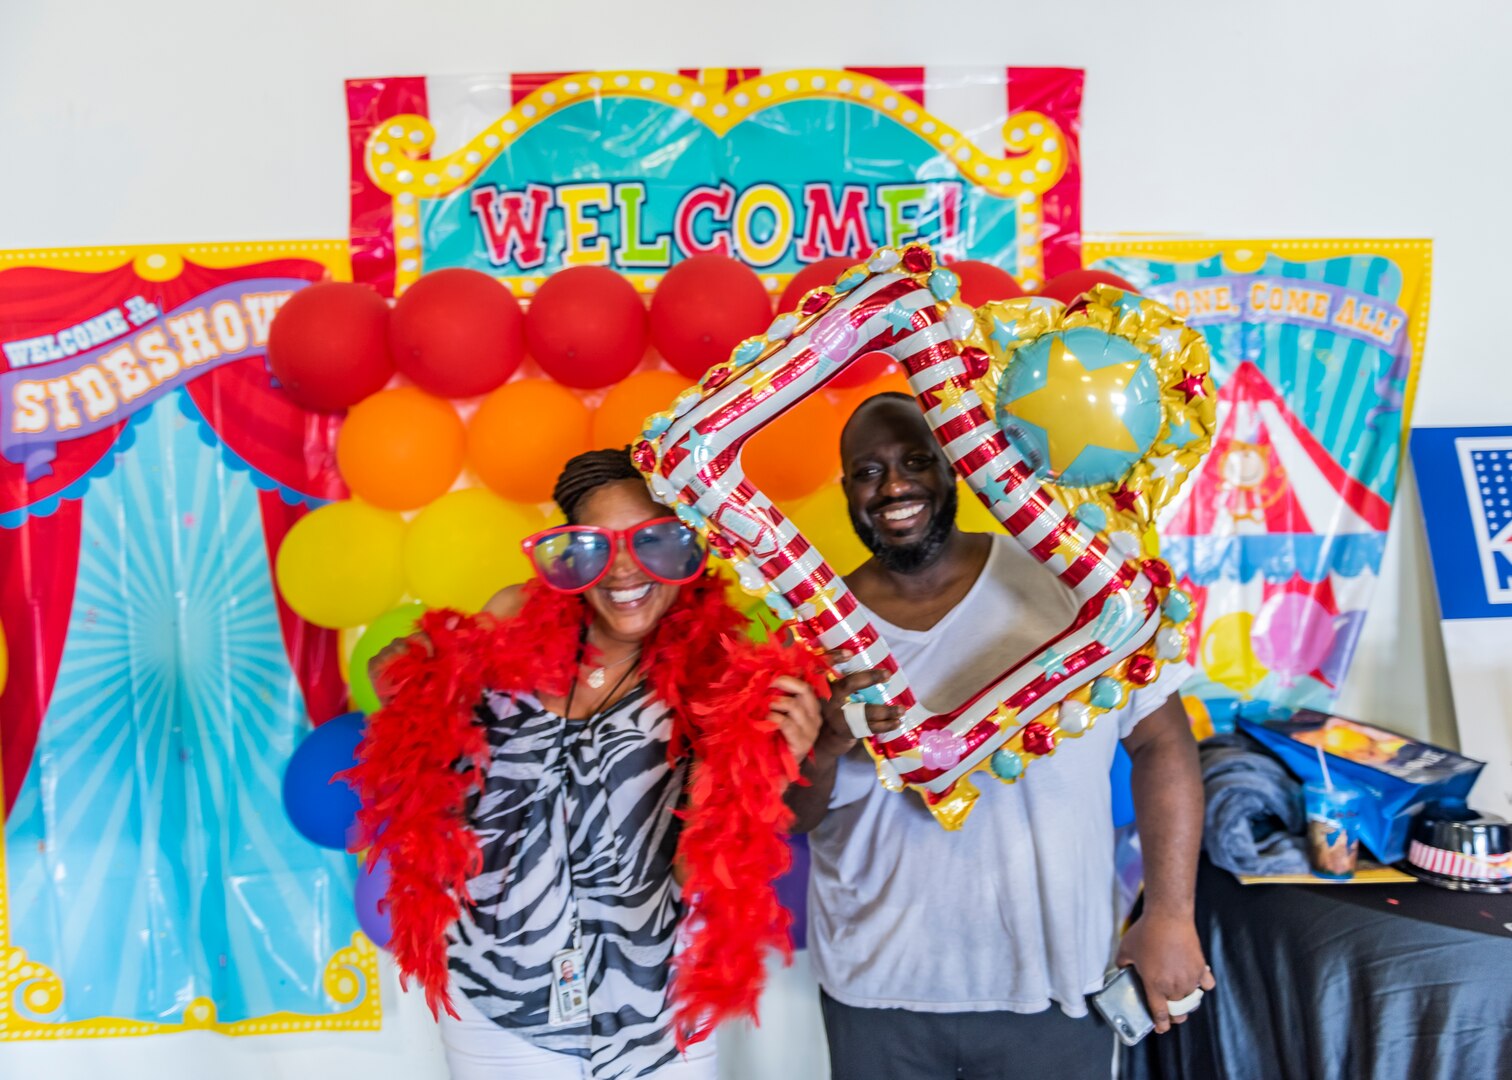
[[368, 584, 529, 706]]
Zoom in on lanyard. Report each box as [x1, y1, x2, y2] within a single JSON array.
[[558, 626, 642, 952]]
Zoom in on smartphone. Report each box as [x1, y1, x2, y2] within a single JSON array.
[[1091, 966, 1156, 1047]]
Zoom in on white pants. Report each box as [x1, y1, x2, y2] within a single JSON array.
[[439, 993, 718, 1079]]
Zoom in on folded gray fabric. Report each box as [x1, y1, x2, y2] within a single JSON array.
[[1200, 732, 1311, 876]]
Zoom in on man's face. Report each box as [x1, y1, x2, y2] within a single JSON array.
[[841, 400, 958, 574]]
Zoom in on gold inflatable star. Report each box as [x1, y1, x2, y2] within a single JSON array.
[[1007, 336, 1141, 476]]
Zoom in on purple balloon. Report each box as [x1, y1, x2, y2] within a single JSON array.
[[1252, 593, 1337, 686], [355, 854, 392, 949], [1318, 609, 1368, 688], [774, 833, 811, 950]]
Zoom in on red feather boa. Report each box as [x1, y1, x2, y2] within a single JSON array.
[[345, 574, 828, 1047]]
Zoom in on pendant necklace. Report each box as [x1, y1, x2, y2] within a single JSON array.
[[582, 645, 640, 689]]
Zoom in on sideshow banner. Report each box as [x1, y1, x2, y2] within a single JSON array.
[[1411, 425, 1512, 817], [346, 66, 1083, 297], [1085, 239, 1432, 730], [0, 243, 380, 1039]]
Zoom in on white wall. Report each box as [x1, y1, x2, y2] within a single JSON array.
[[2, 0, 1507, 1075]]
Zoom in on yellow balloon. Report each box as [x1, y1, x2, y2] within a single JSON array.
[[955, 481, 1001, 534], [1199, 612, 1268, 695], [783, 486, 871, 576], [403, 489, 537, 612], [275, 501, 407, 630]]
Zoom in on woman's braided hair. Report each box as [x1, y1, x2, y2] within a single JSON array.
[[552, 447, 647, 523]]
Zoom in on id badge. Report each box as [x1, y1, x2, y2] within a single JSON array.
[[548, 948, 588, 1026]]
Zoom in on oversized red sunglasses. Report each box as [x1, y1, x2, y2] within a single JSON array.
[[520, 517, 708, 594]]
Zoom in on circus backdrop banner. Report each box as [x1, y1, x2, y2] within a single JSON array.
[[0, 243, 380, 1040], [345, 66, 1084, 297], [1084, 238, 1432, 732]]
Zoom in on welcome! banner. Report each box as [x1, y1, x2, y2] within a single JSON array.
[[346, 66, 1084, 296]]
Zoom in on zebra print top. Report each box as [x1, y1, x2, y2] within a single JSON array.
[[447, 683, 689, 1079]]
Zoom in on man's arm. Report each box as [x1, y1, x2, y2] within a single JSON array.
[[1115, 694, 1215, 1033]]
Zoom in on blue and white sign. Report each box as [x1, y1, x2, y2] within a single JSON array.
[[1411, 426, 1512, 620]]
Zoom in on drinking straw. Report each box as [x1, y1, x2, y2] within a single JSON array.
[[1316, 743, 1334, 791]]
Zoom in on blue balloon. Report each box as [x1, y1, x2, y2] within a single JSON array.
[[283, 712, 365, 850], [1110, 742, 1136, 828]]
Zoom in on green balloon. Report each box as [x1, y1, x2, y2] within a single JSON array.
[[348, 602, 427, 713], [744, 602, 787, 645]]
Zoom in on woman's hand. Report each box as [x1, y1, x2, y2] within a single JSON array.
[[766, 676, 825, 761], [368, 633, 428, 707]]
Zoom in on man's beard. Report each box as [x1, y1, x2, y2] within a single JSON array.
[[851, 485, 958, 574]]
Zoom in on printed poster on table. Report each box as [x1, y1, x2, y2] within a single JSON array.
[[1411, 424, 1512, 816], [1084, 238, 1432, 731], [0, 242, 379, 1040], [345, 65, 1084, 297]]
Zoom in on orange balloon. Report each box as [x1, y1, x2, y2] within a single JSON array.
[[744, 395, 844, 501], [590, 370, 691, 450], [835, 370, 915, 426], [468, 379, 591, 503], [336, 387, 465, 510]]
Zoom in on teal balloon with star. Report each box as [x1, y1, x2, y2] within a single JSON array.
[[997, 327, 1163, 488]]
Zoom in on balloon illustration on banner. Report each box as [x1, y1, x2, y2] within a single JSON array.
[[1251, 592, 1337, 688], [1200, 611, 1267, 695], [635, 245, 1216, 828]]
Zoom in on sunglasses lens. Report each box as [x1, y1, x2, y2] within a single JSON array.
[[631, 520, 706, 583], [530, 530, 611, 592]]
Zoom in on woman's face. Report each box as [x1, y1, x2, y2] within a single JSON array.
[[574, 479, 685, 646]]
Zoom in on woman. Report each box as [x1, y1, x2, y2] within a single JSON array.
[[348, 448, 828, 1080]]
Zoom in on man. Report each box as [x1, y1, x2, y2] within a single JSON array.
[[788, 394, 1212, 1079]]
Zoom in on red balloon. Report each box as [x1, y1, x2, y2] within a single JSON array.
[[948, 259, 1026, 308], [266, 283, 393, 412], [777, 257, 857, 313], [649, 255, 772, 379], [389, 268, 525, 398], [525, 267, 648, 389], [1038, 268, 1138, 305]]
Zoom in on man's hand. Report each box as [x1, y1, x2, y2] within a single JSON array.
[[1114, 911, 1214, 1034], [816, 650, 904, 759], [784, 653, 903, 833]]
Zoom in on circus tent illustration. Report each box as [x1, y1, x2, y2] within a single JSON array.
[[1158, 362, 1396, 715]]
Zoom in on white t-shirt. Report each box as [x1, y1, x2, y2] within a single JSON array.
[[807, 534, 1189, 1017]]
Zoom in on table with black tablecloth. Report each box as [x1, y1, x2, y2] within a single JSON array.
[[1124, 857, 1512, 1080]]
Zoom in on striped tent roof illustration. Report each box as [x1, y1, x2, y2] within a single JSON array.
[[1157, 361, 1394, 585]]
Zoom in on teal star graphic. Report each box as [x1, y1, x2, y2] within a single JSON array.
[[882, 301, 919, 334], [684, 428, 718, 461], [979, 473, 1012, 505], [990, 317, 1018, 350], [1035, 647, 1070, 678], [1165, 418, 1199, 448], [1113, 293, 1145, 318]]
